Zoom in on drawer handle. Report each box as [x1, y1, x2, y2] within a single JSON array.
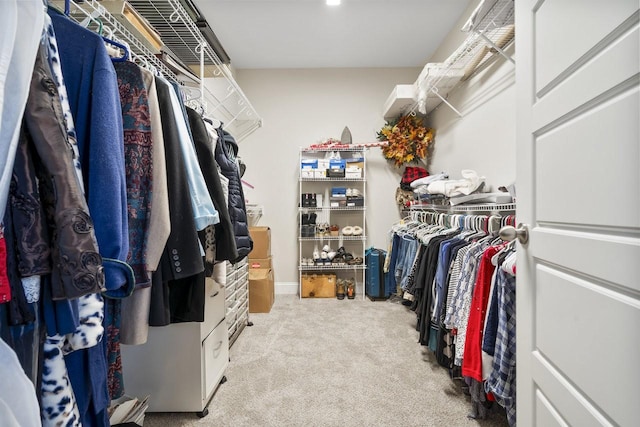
[[210, 291, 220, 298]]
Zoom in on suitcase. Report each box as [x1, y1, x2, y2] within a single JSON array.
[[365, 247, 388, 300]]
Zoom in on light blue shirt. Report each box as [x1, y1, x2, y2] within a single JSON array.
[[158, 76, 219, 230]]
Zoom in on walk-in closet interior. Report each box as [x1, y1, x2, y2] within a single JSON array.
[[1, 0, 638, 426]]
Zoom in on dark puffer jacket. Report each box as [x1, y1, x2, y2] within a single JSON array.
[[214, 128, 253, 262]]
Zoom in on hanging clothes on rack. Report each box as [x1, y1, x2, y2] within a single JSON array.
[[120, 67, 171, 347], [214, 128, 253, 262], [148, 77, 205, 326], [46, 9, 134, 427], [2, 2, 254, 425], [186, 107, 239, 266], [385, 208, 517, 425], [0, 0, 45, 229]]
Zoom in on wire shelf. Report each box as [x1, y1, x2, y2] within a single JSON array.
[[299, 265, 366, 271], [301, 146, 370, 153], [299, 177, 366, 182], [384, 0, 514, 119], [58, 0, 180, 82], [298, 236, 367, 241], [409, 202, 516, 213], [61, 0, 262, 142], [129, 0, 262, 142], [299, 206, 366, 212]]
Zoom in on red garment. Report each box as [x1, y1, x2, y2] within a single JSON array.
[[461, 244, 505, 381], [0, 234, 11, 303], [401, 166, 428, 184]]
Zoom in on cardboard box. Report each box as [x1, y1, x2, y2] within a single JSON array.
[[345, 160, 365, 170], [249, 268, 274, 313], [249, 226, 271, 259], [249, 257, 272, 269], [301, 274, 336, 298]]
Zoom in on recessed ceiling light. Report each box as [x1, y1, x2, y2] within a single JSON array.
[[326, 0, 341, 5]]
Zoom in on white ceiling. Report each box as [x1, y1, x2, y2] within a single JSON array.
[[193, 0, 473, 69]]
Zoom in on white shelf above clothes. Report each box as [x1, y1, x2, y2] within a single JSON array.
[[383, 0, 515, 120], [408, 202, 516, 213]]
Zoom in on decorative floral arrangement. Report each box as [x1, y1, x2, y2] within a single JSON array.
[[376, 115, 434, 167]]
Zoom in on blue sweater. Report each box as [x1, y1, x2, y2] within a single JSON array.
[[50, 11, 132, 427], [49, 12, 131, 296]]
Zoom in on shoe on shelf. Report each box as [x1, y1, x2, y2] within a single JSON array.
[[342, 226, 354, 236], [351, 226, 363, 236], [346, 188, 353, 197], [350, 188, 361, 197], [322, 244, 331, 253]]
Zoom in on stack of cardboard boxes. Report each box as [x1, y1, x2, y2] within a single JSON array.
[[248, 226, 274, 313]]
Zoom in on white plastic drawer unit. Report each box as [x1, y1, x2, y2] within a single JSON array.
[[202, 321, 229, 400], [121, 276, 229, 415], [200, 278, 225, 341]]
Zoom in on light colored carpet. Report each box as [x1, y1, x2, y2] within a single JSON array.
[[143, 295, 509, 427]]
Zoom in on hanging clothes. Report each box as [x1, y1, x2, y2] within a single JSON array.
[[49, 10, 132, 298], [186, 107, 239, 265], [484, 263, 516, 426], [215, 128, 253, 262], [163, 79, 219, 231], [120, 67, 171, 346], [0, 0, 44, 227], [148, 77, 205, 327], [48, 10, 132, 427], [386, 211, 517, 425]]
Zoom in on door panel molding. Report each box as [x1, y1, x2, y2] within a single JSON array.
[[534, 1, 638, 94], [531, 228, 640, 292], [535, 389, 569, 427], [532, 351, 616, 427]]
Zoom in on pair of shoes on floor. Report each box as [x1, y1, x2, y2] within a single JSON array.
[[342, 226, 363, 236], [336, 279, 355, 300]]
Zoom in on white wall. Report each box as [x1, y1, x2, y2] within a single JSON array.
[[234, 68, 420, 283]]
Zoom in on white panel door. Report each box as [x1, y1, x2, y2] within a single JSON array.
[[516, 1, 639, 426]]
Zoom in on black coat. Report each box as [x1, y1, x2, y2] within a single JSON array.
[[185, 107, 238, 263], [149, 78, 204, 325]]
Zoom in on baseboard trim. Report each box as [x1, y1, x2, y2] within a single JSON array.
[[276, 282, 298, 295]]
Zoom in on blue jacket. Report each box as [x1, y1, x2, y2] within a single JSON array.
[[50, 12, 132, 297], [50, 11, 133, 427]]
